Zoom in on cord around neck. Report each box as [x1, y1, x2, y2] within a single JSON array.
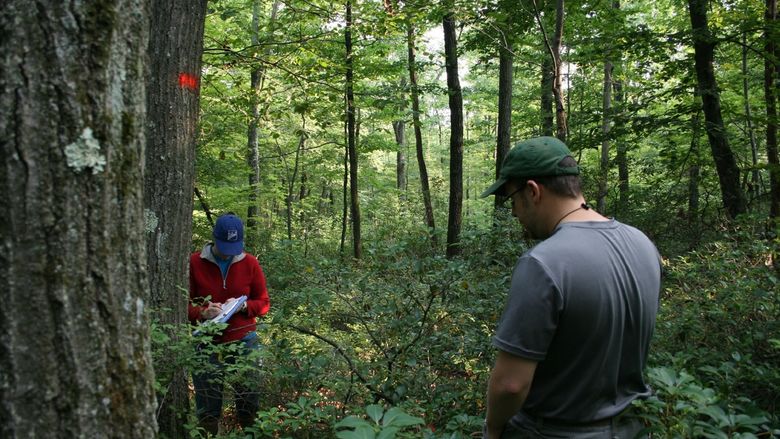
[[552, 202, 590, 231]]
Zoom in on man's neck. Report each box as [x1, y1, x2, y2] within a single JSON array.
[[211, 244, 232, 261], [546, 197, 608, 235]]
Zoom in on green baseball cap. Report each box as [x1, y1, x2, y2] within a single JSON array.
[[481, 136, 580, 197]]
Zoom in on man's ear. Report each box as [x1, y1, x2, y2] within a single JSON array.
[[526, 180, 543, 203]]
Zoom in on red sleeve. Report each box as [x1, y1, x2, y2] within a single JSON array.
[[187, 253, 205, 322], [246, 259, 270, 318]]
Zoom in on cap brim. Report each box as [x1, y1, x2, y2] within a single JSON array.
[[480, 177, 507, 198], [215, 239, 244, 256]]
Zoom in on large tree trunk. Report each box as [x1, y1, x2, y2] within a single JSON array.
[[0, 2, 158, 437], [443, 11, 464, 258], [765, 0, 779, 219], [687, 0, 747, 219], [346, 0, 362, 258], [407, 23, 436, 243], [145, 0, 207, 436], [495, 35, 514, 212]]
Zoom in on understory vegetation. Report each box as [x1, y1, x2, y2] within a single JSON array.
[[148, 0, 780, 436], [153, 215, 780, 438]]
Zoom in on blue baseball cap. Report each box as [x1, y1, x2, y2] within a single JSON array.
[[213, 214, 244, 256]]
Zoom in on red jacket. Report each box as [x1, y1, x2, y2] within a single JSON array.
[[188, 244, 270, 343]]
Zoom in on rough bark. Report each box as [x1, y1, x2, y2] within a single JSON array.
[[0, 2, 157, 437], [407, 23, 436, 243], [687, 0, 747, 218], [495, 37, 514, 211], [144, 0, 207, 436], [443, 11, 463, 258], [346, 0, 361, 258], [766, 0, 779, 219]]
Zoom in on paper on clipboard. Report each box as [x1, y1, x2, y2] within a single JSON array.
[[193, 295, 247, 336]]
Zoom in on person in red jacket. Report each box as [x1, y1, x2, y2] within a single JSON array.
[[189, 213, 270, 434]]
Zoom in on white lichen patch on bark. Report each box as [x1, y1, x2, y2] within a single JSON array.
[[136, 297, 145, 326], [64, 128, 106, 174], [143, 209, 158, 233]]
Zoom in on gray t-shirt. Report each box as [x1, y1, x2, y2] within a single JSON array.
[[493, 219, 661, 423]]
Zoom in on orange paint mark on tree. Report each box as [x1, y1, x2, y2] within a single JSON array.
[[178, 73, 198, 90]]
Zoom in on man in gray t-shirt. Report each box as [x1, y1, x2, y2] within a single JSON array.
[[481, 137, 661, 438]]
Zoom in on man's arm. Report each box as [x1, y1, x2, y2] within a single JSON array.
[[245, 259, 270, 317], [485, 350, 537, 439]]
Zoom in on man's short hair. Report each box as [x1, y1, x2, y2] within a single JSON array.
[[512, 157, 582, 198]]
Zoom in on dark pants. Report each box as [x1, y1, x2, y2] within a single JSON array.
[[193, 332, 261, 425], [490, 411, 648, 439]]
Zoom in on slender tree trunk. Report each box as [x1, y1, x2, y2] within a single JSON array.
[[742, 34, 761, 200], [598, 60, 613, 213], [247, 0, 262, 228], [689, 109, 702, 248], [286, 119, 305, 241], [495, 35, 514, 212], [394, 76, 408, 193], [610, 1, 628, 215], [346, 0, 361, 258], [247, 1, 280, 228], [407, 23, 436, 243], [614, 79, 629, 213], [393, 120, 407, 191], [443, 11, 463, 258], [340, 123, 349, 254], [194, 186, 215, 226], [0, 2, 157, 437], [687, 0, 747, 219], [541, 56, 554, 137], [552, 0, 568, 142], [765, 0, 779, 219], [144, 1, 207, 436]]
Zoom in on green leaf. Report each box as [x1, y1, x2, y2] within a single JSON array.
[[336, 425, 376, 439], [377, 426, 399, 439], [336, 416, 371, 429], [366, 404, 384, 424], [700, 406, 729, 426], [382, 407, 424, 428]]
